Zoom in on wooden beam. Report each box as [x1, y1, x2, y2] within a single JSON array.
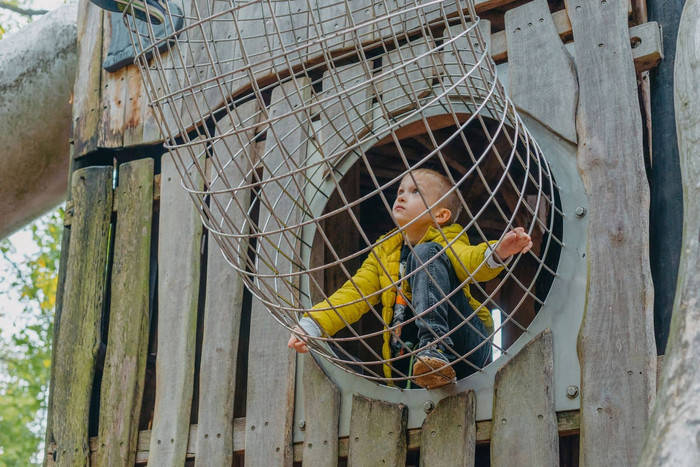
[[639, 1, 700, 463]]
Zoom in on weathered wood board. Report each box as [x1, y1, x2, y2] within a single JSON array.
[[320, 62, 375, 166], [96, 159, 154, 466], [98, 13, 128, 149], [301, 355, 341, 466], [566, 0, 657, 464], [639, 0, 700, 464], [420, 391, 476, 467], [347, 394, 408, 466], [244, 79, 312, 466], [194, 101, 259, 466], [491, 329, 558, 466], [147, 150, 204, 465], [72, 0, 104, 158], [377, 37, 439, 118], [51, 167, 113, 466], [442, 21, 491, 108], [506, 0, 578, 144]]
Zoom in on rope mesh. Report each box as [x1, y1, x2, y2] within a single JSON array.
[[124, 0, 563, 386]]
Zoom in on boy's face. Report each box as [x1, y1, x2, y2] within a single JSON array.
[[392, 173, 443, 232]]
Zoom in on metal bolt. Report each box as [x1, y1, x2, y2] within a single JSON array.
[[566, 385, 579, 399], [298, 420, 306, 431], [575, 207, 587, 218], [423, 401, 435, 414]]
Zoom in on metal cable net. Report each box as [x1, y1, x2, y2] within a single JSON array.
[[126, 0, 564, 387]]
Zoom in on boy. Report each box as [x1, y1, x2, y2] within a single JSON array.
[[288, 168, 532, 389]]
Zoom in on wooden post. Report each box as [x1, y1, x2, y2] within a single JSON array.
[[348, 394, 408, 466], [566, 0, 657, 464], [147, 151, 204, 465], [420, 391, 476, 467], [639, 1, 700, 463], [51, 167, 113, 467], [195, 101, 259, 465], [96, 159, 154, 466], [301, 355, 341, 466], [491, 329, 558, 467], [244, 79, 312, 466]]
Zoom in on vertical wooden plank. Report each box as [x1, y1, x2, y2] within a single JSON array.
[[505, 0, 578, 144], [639, 1, 700, 464], [566, 0, 657, 464], [491, 329, 558, 467], [420, 391, 476, 467], [72, 0, 104, 158], [301, 355, 341, 466], [347, 394, 408, 466], [244, 78, 312, 466], [317, 0, 387, 52], [148, 150, 204, 465], [51, 167, 113, 467], [377, 37, 439, 118], [98, 13, 128, 149], [195, 101, 259, 466], [96, 159, 154, 466], [320, 62, 375, 165]]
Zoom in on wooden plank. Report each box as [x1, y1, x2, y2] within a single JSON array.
[[567, 0, 657, 464], [420, 391, 476, 467], [147, 150, 204, 465], [301, 355, 341, 466], [491, 329, 558, 466], [98, 13, 128, 149], [441, 21, 492, 106], [96, 159, 154, 466], [244, 78, 313, 466], [51, 166, 113, 466], [492, 8, 663, 73], [639, 1, 700, 464], [319, 62, 375, 166], [377, 37, 439, 118], [72, 0, 104, 157], [348, 394, 408, 466], [195, 101, 259, 465], [505, 0, 578, 144]]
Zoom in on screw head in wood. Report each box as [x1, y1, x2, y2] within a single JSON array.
[[423, 401, 435, 413], [298, 420, 306, 431], [575, 207, 587, 217], [566, 385, 579, 399]]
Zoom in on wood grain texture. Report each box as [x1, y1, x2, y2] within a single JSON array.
[[506, 0, 578, 144], [320, 62, 375, 166], [639, 1, 700, 464], [96, 159, 154, 466], [71, 0, 103, 158], [491, 329, 558, 467], [301, 355, 341, 466], [566, 0, 657, 464], [98, 13, 128, 149], [420, 391, 476, 467], [442, 21, 491, 108], [147, 150, 204, 466], [348, 394, 408, 466], [244, 79, 312, 467], [195, 102, 258, 466], [51, 167, 113, 467]]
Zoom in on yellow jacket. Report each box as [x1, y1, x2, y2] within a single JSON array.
[[308, 223, 504, 379]]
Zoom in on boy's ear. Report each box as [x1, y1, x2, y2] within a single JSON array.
[[435, 207, 452, 225]]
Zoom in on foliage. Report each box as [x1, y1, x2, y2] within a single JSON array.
[[0, 209, 63, 466]]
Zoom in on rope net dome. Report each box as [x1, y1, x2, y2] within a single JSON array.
[[126, 0, 563, 387]]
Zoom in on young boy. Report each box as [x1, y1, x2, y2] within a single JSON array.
[[288, 168, 532, 389]]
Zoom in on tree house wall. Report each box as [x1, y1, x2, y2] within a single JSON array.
[[45, 0, 667, 465]]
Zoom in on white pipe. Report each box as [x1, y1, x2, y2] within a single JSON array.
[[0, 4, 77, 239]]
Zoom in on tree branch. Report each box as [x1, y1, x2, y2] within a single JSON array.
[[0, 1, 48, 17]]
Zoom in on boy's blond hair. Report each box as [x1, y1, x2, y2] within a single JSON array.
[[411, 168, 463, 225]]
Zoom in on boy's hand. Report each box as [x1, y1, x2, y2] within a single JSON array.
[[288, 326, 310, 353], [495, 227, 533, 261]]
